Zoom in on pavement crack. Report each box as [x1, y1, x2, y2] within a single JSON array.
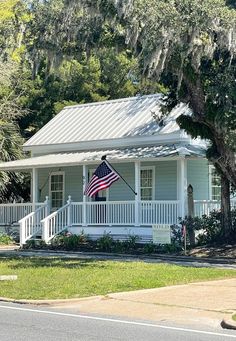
[[108, 297, 232, 314]]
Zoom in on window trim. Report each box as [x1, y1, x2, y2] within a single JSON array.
[[49, 171, 65, 209], [140, 166, 155, 201], [209, 165, 221, 201]]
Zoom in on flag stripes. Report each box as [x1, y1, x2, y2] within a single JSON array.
[[84, 161, 120, 197]]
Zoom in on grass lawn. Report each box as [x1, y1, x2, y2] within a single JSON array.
[[233, 314, 236, 321], [0, 256, 236, 300]]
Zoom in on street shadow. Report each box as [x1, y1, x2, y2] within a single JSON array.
[[0, 256, 107, 270]]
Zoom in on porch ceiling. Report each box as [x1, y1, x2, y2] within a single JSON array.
[[0, 144, 206, 171]]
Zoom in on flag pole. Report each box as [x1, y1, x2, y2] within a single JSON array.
[[102, 155, 137, 195]]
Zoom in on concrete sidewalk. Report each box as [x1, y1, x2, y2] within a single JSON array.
[[46, 278, 236, 329]]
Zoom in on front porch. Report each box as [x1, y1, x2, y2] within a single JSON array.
[[0, 145, 219, 245], [1, 197, 234, 246]]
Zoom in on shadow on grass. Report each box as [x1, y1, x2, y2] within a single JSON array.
[[0, 256, 107, 270]]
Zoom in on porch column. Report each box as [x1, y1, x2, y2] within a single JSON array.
[[135, 161, 141, 226], [177, 158, 187, 220], [32, 168, 38, 209], [82, 164, 87, 226]]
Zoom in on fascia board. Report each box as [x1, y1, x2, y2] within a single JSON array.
[[23, 133, 190, 153], [0, 155, 206, 172]]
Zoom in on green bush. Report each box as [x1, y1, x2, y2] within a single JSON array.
[[96, 233, 114, 252], [179, 210, 236, 245], [0, 233, 14, 245], [23, 239, 47, 249], [51, 231, 88, 250], [197, 211, 222, 245], [143, 242, 157, 254]]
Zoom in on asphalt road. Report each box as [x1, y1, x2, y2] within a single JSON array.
[[0, 302, 235, 341]]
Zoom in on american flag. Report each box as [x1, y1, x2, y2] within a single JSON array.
[[84, 161, 120, 197]]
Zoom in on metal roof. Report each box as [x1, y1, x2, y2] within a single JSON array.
[[0, 144, 206, 171], [24, 94, 190, 148]]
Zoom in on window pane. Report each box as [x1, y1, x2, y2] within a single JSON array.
[[210, 167, 221, 200], [51, 173, 64, 208], [141, 168, 153, 200], [141, 188, 152, 200]]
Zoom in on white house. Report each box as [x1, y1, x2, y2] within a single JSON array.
[[0, 94, 224, 245]]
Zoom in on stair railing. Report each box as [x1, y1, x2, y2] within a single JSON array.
[[19, 197, 50, 246], [41, 196, 72, 244]]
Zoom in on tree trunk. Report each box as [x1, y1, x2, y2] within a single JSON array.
[[221, 174, 232, 242]]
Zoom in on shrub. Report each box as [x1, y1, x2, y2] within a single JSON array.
[[96, 234, 140, 253], [23, 239, 47, 249], [170, 224, 183, 246], [179, 210, 236, 245], [96, 233, 114, 252], [0, 233, 13, 245], [51, 230, 89, 250], [122, 235, 140, 252], [143, 242, 157, 254], [197, 211, 222, 245]]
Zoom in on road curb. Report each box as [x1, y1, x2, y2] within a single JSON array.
[[221, 313, 236, 330], [0, 295, 104, 306]]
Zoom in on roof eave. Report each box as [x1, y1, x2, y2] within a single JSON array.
[[23, 132, 190, 154]]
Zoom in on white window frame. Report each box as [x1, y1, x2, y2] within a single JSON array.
[[140, 166, 155, 201], [49, 171, 65, 209], [209, 165, 221, 201], [88, 168, 109, 201]]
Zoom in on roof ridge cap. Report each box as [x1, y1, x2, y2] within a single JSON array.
[[64, 94, 162, 110]]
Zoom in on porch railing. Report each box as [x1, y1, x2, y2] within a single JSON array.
[[140, 201, 179, 225], [0, 202, 43, 225], [194, 199, 236, 217], [70, 200, 180, 226], [19, 199, 50, 246], [41, 197, 72, 243]]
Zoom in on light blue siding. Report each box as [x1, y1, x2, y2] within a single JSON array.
[[187, 159, 209, 200], [109, 163, 135, 201], [38, 166, 83, 204], [142, 161, 177, 200], [38, 161, 178, 204]]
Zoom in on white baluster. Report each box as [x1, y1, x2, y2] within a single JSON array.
[[67, 196, 72, 228]]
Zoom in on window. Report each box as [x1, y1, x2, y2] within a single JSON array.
[[140, 167, 154, 200], [209, 166, 221, 201], [50, 172, 65, 209]]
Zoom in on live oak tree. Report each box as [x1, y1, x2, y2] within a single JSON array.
[[0, 61, 29, 201], [104, 0, 236, 239], [1, 0, 236, 238]]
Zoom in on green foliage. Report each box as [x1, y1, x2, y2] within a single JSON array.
[[23, 239, 47, 249], [197, 210, 236, 244], [143, 242, 156, 254], [179, 211, 236, 245], [51, 231, 88, 250], [96, 234, 141, 253], [0, 233, 13, 245], [96, 233, 114, 252]]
